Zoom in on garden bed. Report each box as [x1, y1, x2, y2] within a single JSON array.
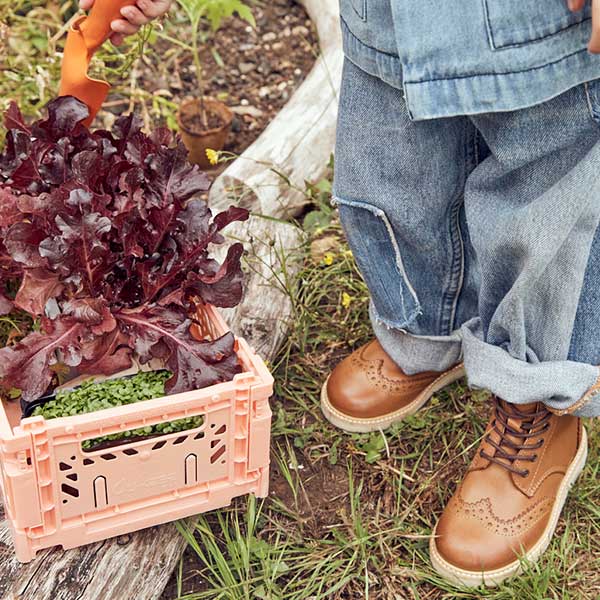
[[1, 1, 318, 163], [113, 0, 319, 159]]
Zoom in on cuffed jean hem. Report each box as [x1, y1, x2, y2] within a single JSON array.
[[371, 304, 600, 417], [370, 303, 462, 375], [461, 319, 600, 417]]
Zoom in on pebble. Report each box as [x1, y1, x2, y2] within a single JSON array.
[[258, 86, 271, 98], [292, 25, 309, 37], [262, 32, 277, 42], [231, 116, 242, 133], [257, 61, 273, 76], [231, 105, 264, 118], [310, 236, 340, 262], [238, 61, 255, 74], [240, 98, 249, 106]]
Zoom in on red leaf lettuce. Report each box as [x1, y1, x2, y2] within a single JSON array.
[[0, 97, 249, 401]]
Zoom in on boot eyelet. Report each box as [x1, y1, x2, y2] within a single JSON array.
[[522, 469, 530, 477]]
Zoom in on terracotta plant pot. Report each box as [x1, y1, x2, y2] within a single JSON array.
[[177, 97, 233, 169]]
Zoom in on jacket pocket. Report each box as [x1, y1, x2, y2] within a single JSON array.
[[335, 196, 421, 330], [483, 0, 591, 49]]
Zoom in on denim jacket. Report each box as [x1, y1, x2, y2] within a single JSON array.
[[341, 0, 600, 120]]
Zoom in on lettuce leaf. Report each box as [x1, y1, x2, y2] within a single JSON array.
[[0, 97, 249, 401]]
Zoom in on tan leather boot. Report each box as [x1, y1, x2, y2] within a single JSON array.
[[430, 397, 587, 587], [320, 339, 465, 432]]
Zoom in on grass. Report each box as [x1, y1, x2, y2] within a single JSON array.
[[164, 214, 600, 599], [2, 4, 598, 595], [0, 310, 33, 348]]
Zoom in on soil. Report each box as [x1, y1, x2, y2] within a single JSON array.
[[179, 102, 227, 135], [136, 0, 319, 157]]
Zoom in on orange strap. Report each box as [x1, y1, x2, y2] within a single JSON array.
[[59, 0, 136, 126]]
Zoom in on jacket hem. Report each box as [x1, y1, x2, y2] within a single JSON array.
[[341, 15, 600, 121]]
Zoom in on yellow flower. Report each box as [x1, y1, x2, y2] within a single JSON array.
[[341, 292, 352, 308], [323, 252, 334, 266], [206, 148, 219, 166]]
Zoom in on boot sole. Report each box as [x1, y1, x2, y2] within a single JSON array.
[[430, 425, 589, 588], [320, 363, 466, 433]]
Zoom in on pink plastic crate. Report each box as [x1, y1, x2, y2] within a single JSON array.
[[0, 305, 273, 562]]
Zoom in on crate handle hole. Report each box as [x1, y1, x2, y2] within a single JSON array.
[[61, 483, 79, 498], [93, 476, 108, 509], [210, 445, 226, 464]]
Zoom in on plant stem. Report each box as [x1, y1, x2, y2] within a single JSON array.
[[191, 20, 209, 130]]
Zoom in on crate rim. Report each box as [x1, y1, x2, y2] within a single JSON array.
[[0, 304, 273, 443]]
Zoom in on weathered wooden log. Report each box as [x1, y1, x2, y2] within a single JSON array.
[[0, 508, 187, 600], [209, 0, 343, 219], [220, 216, 305, 359]]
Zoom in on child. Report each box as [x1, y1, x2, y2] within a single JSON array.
[[321, 0, 600, 587]]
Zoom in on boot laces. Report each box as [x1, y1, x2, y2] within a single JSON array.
[[480, 397, 552, 478]]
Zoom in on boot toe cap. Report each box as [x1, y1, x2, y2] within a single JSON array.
[[325, 365, 375, 419], [433, 498, 524, 574]]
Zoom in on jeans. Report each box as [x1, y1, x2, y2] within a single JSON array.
[[333, 58, 600, 416]]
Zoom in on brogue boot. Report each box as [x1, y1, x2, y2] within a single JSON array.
[[320, 339, 465, 432], [431, 397, 587, 587]]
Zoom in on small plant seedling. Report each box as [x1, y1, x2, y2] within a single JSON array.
[[175, 0, 255, 128], [32, 371, 204, 449]]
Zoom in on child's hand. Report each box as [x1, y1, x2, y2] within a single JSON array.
[[568, 0, 600, 53], [78, 0, 172, 45]]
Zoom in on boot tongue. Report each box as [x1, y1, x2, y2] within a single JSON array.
[[500, 400, 538, 415]]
